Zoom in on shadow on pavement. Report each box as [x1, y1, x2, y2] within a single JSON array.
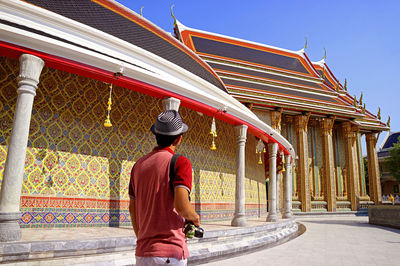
[[303, 219, 400, 234]]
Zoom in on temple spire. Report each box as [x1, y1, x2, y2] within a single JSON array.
[[171, 5, 177, 26], [299, 37, 307, 53]]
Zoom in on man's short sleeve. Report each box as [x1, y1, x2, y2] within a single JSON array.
[[173, 156, 192, 193], [128, 166, 135, 199]]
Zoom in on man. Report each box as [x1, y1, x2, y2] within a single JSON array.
[[129, 110, 200, 266]]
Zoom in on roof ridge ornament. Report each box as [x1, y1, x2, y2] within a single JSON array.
[[300, 37, 307, 52], [321, 67, 326, 79], [387, 116, 391, 128], [171, 4, 177, 26], [353, 95, 357, 107], [359, 92, 363, 105], [140, 6, 144, 16], [377, 107, 381, 120], [323, 48, 327, 60], [335, 83, 340, 92], [344, 79, 348, 91]]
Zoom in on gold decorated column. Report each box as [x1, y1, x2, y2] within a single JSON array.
[[295, 113, 311, 212], [321, 117, 337, 211], [365, 133, 382, 205], [342, 122, 360, 211]]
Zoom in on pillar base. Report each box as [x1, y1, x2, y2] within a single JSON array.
[[231, 214, 246, 227], [266, 213, 278, 222], [282, 212, 293, 219], [0, 212, 21, 242]]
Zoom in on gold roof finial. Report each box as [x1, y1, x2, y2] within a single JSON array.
[[387, 116, 391, 128], [323, 47, 327, 60], [377, 107, 381, 120], [353, 95, 357, 107], [344, 78, 347, 91], [140, 6, 144, 16], [303, 37, 308, 50], [359, 92, 363, 105], [171, 4, 177, 26], [321, 67, 325, 79]]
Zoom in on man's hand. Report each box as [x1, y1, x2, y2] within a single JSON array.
[[174, 187, 200, 227]]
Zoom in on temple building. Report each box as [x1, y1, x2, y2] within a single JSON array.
[[173, 21, 389, 212], [378, 131, 400, 196], [0, 0, 388, 242]]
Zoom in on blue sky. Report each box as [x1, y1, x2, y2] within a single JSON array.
[[116, 0, 399, 148]]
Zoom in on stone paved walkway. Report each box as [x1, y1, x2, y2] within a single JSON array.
[[202, 216, 400, 266]]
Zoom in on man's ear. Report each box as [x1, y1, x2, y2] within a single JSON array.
[[174, 135, 183, 146]]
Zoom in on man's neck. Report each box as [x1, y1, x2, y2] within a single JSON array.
[[169, 145, 176, 152]]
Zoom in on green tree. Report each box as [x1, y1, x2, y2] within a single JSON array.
[[386, 136, 400, 183]]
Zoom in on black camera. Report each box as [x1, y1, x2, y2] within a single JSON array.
[[184, 223, 204, 238]]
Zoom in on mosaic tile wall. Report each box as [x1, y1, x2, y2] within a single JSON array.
[[307, 124, 323, 200], [356, 133, 367, 197], [0, 56, 266, 227]]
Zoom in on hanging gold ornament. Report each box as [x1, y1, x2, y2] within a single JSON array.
[[281, 153, 286, 172], [210, 117, 217, 150], [104, 83, 113, 127], [210, 136, 217, 150], [256, 138, 265, 165]]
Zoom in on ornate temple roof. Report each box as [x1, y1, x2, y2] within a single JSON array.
[[312, 60, 388, 131], [176, 22, 389, 132]]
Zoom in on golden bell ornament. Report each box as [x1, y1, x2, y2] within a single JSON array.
[[258, 154, 262, 165], [104, 116, 112, 127], [210, 117, 217, 136], [210, 139, 216, 150]]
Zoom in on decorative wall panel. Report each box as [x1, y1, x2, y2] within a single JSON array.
[[333, 127, 347, 199], [0, 56, 266, 227]]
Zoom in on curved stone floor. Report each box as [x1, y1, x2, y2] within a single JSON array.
[[202, 216, 400, 266]]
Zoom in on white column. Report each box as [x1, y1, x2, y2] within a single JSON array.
[[267, 142, 278, 222], [283, 155, 293, 218], [231, 125, 248, 227], [162, 97, 181, 111], [0, 54, 44, 242]]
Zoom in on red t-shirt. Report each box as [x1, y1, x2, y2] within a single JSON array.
[[129, 147, 192, 259]]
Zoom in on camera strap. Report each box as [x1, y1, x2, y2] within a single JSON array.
[[169, 154, 181, 197]]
